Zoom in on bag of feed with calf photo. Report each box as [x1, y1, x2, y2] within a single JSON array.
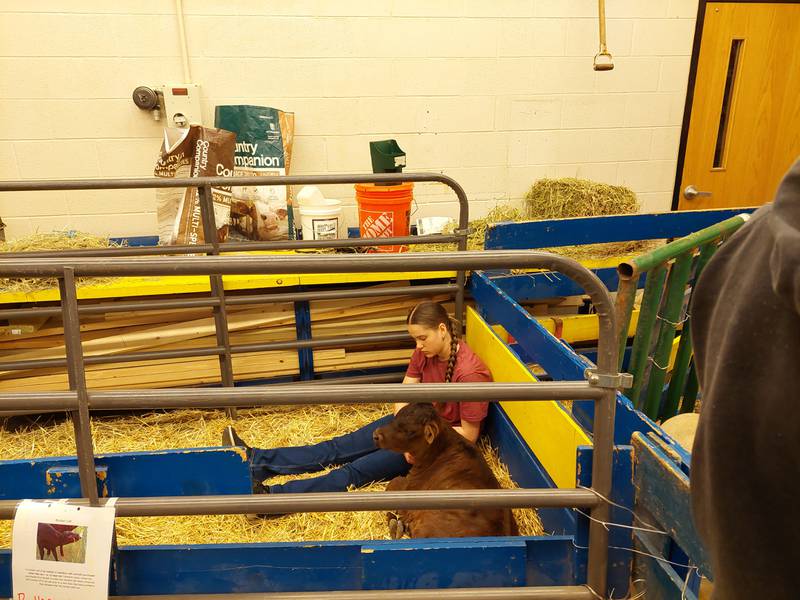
[[153, 125, 236, 245], [214, 105, 296, 241]]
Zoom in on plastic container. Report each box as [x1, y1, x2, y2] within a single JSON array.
[[355, 182, 413, 253], [298, 198, 342, 241]]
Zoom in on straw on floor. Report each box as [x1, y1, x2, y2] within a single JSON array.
[[0, 404, 544, 547]]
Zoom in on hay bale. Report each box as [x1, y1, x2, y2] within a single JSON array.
[[525, 178, 639, 220], [0, 231, 117, 293], [0, 405, 544, 547]]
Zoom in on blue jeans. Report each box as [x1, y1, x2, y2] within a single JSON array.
[[249, 414, 410, 494]]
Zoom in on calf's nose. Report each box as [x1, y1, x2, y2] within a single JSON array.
[[372, 430, 383, 446]]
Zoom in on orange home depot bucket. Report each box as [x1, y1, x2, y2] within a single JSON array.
[[355, 182, 413, 252]]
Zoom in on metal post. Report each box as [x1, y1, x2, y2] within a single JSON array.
[[624, 263, 668, 409], [661, 242, 718, 419], [680, 361, 700, 414], [585, 276, 619, 599], [58, 268, 99, 505], [613, 276, 637, 371], [641, 252, 694, 420], [198, 184, 237, 417]]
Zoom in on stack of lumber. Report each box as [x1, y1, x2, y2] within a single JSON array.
[[0, 285, 445, 391]]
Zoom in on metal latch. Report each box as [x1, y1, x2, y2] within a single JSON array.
[[584, 368, 633, 389]]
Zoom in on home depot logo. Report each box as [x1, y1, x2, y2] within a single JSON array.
[[361, 210, 394, 238]]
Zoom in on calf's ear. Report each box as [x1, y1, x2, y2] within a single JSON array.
[[423, 422, 439, 444]]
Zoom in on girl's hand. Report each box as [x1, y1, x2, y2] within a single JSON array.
[[404, 452, 415, 464]]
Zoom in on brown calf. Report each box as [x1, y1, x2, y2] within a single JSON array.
[[373, 402, 518, 539]]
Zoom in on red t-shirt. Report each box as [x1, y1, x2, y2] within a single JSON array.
[[405, 340, 492, 425]]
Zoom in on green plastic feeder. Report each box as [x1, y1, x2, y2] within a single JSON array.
[[369, 139, 406, 174]]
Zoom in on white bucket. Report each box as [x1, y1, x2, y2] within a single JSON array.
[[298, 198, 342, 241]]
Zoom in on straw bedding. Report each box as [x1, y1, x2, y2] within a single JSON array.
[[0, 404, 544, 547], [0, 232, 117, 293]]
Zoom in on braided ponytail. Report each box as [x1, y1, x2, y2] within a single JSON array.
[[444, 317, 459, 383]]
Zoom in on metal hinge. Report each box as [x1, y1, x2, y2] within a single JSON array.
[[584, 368, 634, 390]]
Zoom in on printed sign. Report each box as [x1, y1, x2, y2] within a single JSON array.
[[12, 500, 117, 600], [361, 210, 394, 238]]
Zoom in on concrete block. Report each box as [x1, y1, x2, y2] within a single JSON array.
[[667, 0, 699, 19], [496, 95, 562, 131], [0, 216, 33, 240], [561, 94, 626, 129], [462, 0, 535, 18], [605, 0, 668, 18], [530, 18, 569, 56], [491, 59, 537, 95], [65, 189, 156, 216], [617, 160, 677, 193], [625, 93, 685, 127], [0, 100, 56, 140], [0, 142, 20, 179], [532, 58, 596, 93], [0, 190, 68, 218], [632, 19, 695, 56], [48, 100, 163, 139], [111, 15, 179, 57], [14, 141, 101, 179], [0, 1, 170, 14], [557, 128, 652, 164], [291, 136, 328, 173], [658, 56, 692, 92], [637, 191, 673, 213], [391, 0, 469, 17], [96, 139, 160, 178], [441, 132, 509, 168], [0, 13, 119, 57], [594, 57, 661, 93], [524, 130, 560, 165], [534, 0, 596, 18], [565, 19, 633, 57], [365, 18, 498, 59], [58, 212, 158, 237], [325, 135, 374, 173], [650, 126, 682, 160]]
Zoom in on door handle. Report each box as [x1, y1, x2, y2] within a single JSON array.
[[684, 185, 712, 200]]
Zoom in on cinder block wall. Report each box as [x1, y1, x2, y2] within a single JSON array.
[[0, 0, 697, 240]]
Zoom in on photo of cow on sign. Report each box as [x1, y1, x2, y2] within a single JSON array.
[[35, 523, 87, 563]]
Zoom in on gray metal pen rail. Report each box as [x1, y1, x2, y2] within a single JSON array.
[[0, 175, 624, 599]]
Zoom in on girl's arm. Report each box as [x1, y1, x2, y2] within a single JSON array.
[[453, 419, 481, 443], [395, 375, 421, 414]]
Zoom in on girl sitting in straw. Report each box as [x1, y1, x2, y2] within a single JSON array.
[[222, 300, 492, 499]]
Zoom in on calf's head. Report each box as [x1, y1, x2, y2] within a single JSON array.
[[373, 403, 445, 457]]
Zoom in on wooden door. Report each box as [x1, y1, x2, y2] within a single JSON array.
[[678, 3, 800, 210]]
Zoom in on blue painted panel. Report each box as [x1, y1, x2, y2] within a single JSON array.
[[362, 538, 526, 590], [112, 543, 363, 595], [524, 537, 578, 587], [45, 464, 108, 498], [576, 445, 634, 599], [472, 271, 675, 455], [484, 208, 757, 250], [634, 531, 699, 600], [109, 235, 159, 247], [0, 448, 251, 500], [490, 268, 646, 300], [0, 536, 579, 596], [485, 404, 577, 536], [632, 433, 710, 577]]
